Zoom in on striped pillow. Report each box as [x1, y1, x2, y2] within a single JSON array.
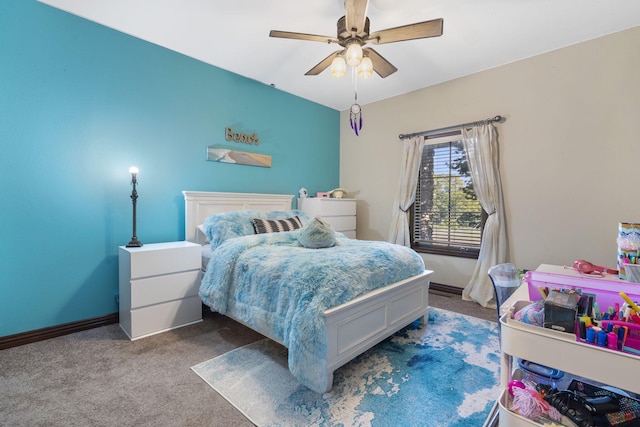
[[252, 216, 303, 234]]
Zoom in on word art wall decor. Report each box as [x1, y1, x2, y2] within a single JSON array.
[[225, 127, 259, 145]]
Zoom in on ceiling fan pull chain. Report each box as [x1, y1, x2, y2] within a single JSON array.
[[353, 65, 357, 89]]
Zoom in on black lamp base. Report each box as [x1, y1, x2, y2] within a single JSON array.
[[126, 238, 143, 248]]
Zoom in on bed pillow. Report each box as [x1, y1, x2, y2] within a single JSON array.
[[298, 217, 336, 248], [252, 216, 303, 234], [197, 224, 209, 243], [203, 209, 310, 249], [201, 243, 212, 270]]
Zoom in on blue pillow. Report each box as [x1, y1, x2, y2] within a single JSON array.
[[204, 209, 309, 249]]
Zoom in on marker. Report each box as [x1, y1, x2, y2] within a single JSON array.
[[619, 292, 640, 313], [538, 286, 547, 299], [607, 332, 618, 350], [579, 316, 592, 328], [617, 326, 628, 350]]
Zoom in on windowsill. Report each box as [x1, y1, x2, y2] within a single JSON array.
[[412, 245, 479, 259]]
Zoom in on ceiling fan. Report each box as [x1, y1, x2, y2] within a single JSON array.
[[269, 0, 443, 78]]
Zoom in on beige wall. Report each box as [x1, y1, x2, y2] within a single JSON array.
[[340, 26, 640, 288]]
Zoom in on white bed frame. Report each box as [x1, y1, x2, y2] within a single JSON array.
[[183, 190, 433, 392]]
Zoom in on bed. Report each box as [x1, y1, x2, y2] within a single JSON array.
[[183, 190, 433, 392]]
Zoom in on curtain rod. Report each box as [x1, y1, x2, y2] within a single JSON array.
[[398, 115, 504, 140]]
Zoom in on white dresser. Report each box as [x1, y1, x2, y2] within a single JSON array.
[[118, 241, 202, 340], [297, 197, 357, 238]]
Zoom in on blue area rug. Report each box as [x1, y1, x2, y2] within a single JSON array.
[[192, 307, 500, 427]]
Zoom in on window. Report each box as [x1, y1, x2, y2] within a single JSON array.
[[412, 139, 486, 258]]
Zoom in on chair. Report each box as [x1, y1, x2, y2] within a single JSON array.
[[484, 263, 521, 427], [488, 262, 521, 325]]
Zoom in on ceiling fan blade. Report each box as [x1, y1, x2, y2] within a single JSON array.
[[269, 30, 339, 44], [364, 48, 397, 78], [345, 0, 369, 35], [305, 50, 345, 76], [367, 18, 443, 45]]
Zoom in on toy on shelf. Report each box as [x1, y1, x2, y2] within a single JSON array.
[[509, 380, 562, 423]]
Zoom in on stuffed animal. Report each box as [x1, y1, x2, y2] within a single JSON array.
[[298, 217, 336, 249]]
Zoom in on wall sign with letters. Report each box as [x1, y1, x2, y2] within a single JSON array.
[[225, 127, 259, 145]]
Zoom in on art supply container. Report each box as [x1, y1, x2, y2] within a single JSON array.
[[526, 270, 640, 314], [618, 222, 640, 280]]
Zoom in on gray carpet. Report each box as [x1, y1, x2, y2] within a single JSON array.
[[0, 291, 496, 427]]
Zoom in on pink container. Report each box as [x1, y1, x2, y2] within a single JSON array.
[[526, 270, 640, 312]]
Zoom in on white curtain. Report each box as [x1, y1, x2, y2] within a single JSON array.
[[388, 136, 425, 246], [461, 123, 508, 308]]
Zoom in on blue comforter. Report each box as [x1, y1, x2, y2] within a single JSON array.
[[200, 231, 425, 392]]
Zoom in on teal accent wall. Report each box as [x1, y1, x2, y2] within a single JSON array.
[[0, 0, 339, 337]]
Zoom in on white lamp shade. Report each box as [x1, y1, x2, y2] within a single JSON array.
[[129, 166, 139, 174], [357, 57, 373, 78], [345, 43, 363, 67], [330, 56, 347, 78]]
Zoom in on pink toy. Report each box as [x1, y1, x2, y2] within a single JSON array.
[[510, 382, 562, 422], [508, 380, 525, 395]]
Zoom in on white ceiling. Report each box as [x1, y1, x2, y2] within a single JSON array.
[[39, 0, 640, 111]]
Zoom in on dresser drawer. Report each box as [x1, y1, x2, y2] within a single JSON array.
[[341, 230, 356, 239], [298, 198, 356, 217], [125, 242, 201, 279], [130, 270, 201, 308], [128, 296, 202, 339], [323, 215, 356, 232]]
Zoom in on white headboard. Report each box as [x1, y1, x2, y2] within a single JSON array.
[[182, 191, 294, 244]]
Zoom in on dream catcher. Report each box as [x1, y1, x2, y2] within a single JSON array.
[[349, 91, 363, 136], [269, 0, 444, 137]]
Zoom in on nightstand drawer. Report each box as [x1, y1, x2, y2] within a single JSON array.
[[126, 242, 201, 279], [130, 270, 201, 308], [129, 296, 202, 339]]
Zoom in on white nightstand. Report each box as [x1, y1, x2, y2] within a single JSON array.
[[297, 197, 357, 238], [118, 241, 203, 340]]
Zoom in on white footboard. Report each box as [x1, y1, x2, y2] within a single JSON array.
[[322, 269, 433, 392]]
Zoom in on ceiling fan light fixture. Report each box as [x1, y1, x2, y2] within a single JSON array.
[[357, 56, 373, 78], [345, 42, 363, 67], [270, 2, 444, 80], [330, 56, 347, 78]]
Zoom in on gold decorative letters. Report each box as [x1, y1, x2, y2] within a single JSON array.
[[225, 127, 259, 145]]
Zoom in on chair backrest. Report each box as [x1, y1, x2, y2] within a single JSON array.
[[488, 263, 521, 325]]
